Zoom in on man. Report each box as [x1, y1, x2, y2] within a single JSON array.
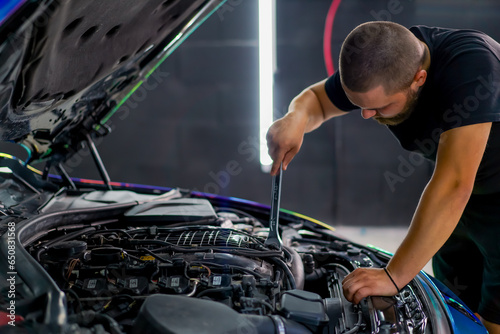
[[266, 21, 500, 333]]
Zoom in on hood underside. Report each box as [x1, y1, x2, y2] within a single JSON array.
[[0, 0, 224, 163]]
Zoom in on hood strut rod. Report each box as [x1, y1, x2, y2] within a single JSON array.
[[85, 133, 112, 190], [40, 161, 76, 190], [56, 163, 76, 190]]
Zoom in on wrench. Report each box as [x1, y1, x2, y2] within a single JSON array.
[[265, 163, 283, 250]]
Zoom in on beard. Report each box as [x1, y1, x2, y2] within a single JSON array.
[[374, 87, 420, 126]]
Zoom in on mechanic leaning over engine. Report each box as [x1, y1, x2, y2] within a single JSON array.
[[266, 21, 500, 334]]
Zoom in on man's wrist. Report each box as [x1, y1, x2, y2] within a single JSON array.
[[385, 263, 408, 291], [286, 109, 308, 133], [384, 267, 401, 293], [387, 259, 423, 292]]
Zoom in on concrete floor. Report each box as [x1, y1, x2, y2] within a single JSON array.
[[334, 226, 434, 276]]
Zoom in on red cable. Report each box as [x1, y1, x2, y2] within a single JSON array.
[[323, 0, 342, 76]]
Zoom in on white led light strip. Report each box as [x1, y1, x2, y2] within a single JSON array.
[[258, 0, 276, 171]]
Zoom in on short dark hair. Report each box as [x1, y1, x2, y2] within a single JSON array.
[[339, 21, 425, 94]]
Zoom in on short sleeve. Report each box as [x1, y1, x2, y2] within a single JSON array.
[[324, 71, 358, 112], [438, 44, 500, 131]]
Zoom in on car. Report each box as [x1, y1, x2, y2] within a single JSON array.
[[0, 1, 488, 333]]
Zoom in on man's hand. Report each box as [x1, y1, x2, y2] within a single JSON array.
[[342, 267, 399, 304], [266, 114, 306, 175], [266, 79, 348, 175]]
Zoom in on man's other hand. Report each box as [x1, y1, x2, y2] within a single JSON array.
[[342, 267, 400, 304]]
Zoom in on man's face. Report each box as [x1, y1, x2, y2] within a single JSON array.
[[343, 84, 420, 126]]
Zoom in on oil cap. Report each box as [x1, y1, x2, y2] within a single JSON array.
[[47, 240, 87, 261]]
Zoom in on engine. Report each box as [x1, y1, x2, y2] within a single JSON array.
[[25, 197, 429, 334]]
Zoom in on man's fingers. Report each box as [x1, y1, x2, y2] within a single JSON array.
[[352, 287, 371, 304], [269, 149, 285, 175], [343, 280, 371, 304], [342, 269, 376, 303], [266, 119, 303, 174], [282, 149, 298, 171], [269, 148, 297, 174], [270, 160, 282, 175], [342, 273, 360, 302]]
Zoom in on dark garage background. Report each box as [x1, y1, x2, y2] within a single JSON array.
[[7, 0, 500, 227]]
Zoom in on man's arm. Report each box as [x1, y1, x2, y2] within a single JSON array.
[[342, 122, 492, 304], [266, 78, 348, 175]]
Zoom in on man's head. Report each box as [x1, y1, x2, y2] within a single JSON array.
[[339, 21, 429, 125]]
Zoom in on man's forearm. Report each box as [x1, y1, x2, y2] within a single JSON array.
[[387, 177, 472, 287], [287, 89, 328, 133], [388, 123, 490, 288], [287, 80, 348, 133]]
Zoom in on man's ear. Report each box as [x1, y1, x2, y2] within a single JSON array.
[[412, 69, 427, 88]]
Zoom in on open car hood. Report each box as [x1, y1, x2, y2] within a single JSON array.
[[0, 0, 225, 164]]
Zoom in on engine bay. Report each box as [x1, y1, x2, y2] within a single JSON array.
[[21, 193, 430, 334]]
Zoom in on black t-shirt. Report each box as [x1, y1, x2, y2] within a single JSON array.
[[324, 26, 500, 194]]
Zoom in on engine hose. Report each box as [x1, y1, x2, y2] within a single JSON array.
[[284, 246, 305, 290], [244, 315, 311, 334], [196, 286, 234, 298], [342, 309, 363, 334], [270, 257, 296, 290]]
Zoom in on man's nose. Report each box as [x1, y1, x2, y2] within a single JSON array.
[[361, 109, 377, 119]]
